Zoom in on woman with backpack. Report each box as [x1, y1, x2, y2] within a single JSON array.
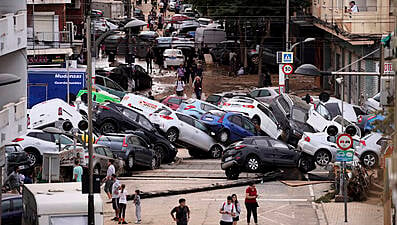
[[219, 196, 236, 225], [231, 194, 241, 225]]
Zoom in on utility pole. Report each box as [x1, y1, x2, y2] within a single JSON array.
[[285, 0, 290, 93], [85, 0, 95, 223]]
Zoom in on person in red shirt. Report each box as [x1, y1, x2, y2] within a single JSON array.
[[245, 183, 258, 225]]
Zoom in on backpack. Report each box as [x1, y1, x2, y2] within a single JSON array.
[[222, 202, 234, 213]]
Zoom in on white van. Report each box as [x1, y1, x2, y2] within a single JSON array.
[[28, 98, 84, 131], [22, 182, 103, 225], [121, 93, 172, 118], [195, 27, 226, 49]]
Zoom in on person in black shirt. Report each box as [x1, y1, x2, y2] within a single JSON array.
[[171, 198, 190, 225]]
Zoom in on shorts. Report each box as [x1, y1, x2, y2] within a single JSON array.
[[105, 179, 114, 193], [233, 216, 240, 221], [112, 198, 120, 210], [220, 221, 233, 225]]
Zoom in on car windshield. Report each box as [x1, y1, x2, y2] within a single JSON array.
[[291, 107, 308, 123], [325, 103, 341, 118]]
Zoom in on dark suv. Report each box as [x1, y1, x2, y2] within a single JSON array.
[[96, 134, 159, 170], [269, 94, 314, 146], [93, 102, 177, 163], [5, 144, 31, 175]]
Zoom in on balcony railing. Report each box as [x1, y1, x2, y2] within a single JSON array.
[[27, 30, 73, 49], [0, 98, 27, 147], [0, 11, 27, 56]]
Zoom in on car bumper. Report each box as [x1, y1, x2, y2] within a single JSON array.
[[164, 59, 184, 66], [221, 160, 238, 170]]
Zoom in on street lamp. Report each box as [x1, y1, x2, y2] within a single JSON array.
[[288, 37, 315, 52]]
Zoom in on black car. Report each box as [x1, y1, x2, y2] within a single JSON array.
[[96, 134, 159, 170], [221, 136, 315, 179], [103, 31, 150, 59], [270, 94, 314, 146], [2, 194, 22, 225], [5, 144, 31, 175], [93, 102, 177, 163], [97, 64, 152, 91], [210, 40, 240, 65]]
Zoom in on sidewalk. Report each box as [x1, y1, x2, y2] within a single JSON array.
[[321, 201, 383, 225]]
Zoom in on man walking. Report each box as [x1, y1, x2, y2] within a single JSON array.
[[134, 189, 142, 224], [103, 159, 116, 199], [171, 198, 190, 225], [146, 47, 154, 74], [175, 76, 185, 97], [73, 159, 83, 182], [219, 196, 236, 225], [111, 174, 121, 222], [192, 76, 202, 100]]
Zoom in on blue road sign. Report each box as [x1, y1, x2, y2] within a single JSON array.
[[281, 52, 293, 64]]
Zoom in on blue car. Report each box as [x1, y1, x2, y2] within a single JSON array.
[[357, 114, 385, 135], [178, 99, 221, 119], [201, 110, 257, 144], [2, 194, 22, 225]]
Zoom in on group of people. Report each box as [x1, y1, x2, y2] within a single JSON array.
[[174, 63, 204, 99], [101, 160, 142, 224], [3, 166, 34, 194]]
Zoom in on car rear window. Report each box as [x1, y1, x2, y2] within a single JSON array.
[[206, 95, 221, 102], [208, 110, 225, 117], [98, 136, 125, 143], [168, 97, 182, 104]]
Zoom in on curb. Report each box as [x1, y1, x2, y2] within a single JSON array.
[[126, 177, 263, 201]]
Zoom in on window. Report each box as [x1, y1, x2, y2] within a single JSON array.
[[315, 104, 331, 120], [129, 136, 144, 147], [137, 137, 148, 147], [33, 132, 53, 142], [176, 113, 195, 126], [324, 103, 341, 119], [95, 77, 105, 86], [138, 115, 154, 130], [230, 115, 243, 127], [277, 97, 290, 114], [250, 90, 260, 97], [257, 104, 278, 124], [259, 90, 271, 97], [155, 108, 172, 116], [168, 97, 182, 105], [12, 198, 23, 211], [122, 108, 138, 121], [242, 118, 256, 133], [1, 200, 10, 213], [53, 134, 74, 145], [194, 120, 208, 132], [95, 147, 105, 156], [104, 148, 114, 158], [105, 79, 124, 91], [291, 107, 308, 123], [201, 103, 217, 112], [206, 95, 221, 103], [255, 139, 269, 147], [268, 139, 288, 149]]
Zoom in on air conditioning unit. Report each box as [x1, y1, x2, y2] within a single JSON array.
[[380, 76, 395, 106]]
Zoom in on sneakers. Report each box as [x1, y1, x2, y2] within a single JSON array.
[[111, 217, 118, 221], [135, 221, 141, 224], [122, 222, 128, 224]]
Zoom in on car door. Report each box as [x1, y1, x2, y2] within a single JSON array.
[[28, 132, 58, 153], [254, 139, 274, 165], [2, 199, 12, 225], [192, 120, 213, 150], [136, 136, 153, 166], [175, 113, 195, 143], [228, 115, 251, 139], [307, 103, 331, 132], [257, 103, 280, 138], [128, 136, 147, 165], [268, 139, 298, 166]]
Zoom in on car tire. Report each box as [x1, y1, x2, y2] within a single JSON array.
[[298, 155, 316, 173], [149, 156, 159, 170], [246, 155, 261, 172], [314, 149, 332, 166], [100, 121, 117, 134], [154, 144, 168, 163], [93, 165, 101, 175], [166, 128, 179, 143], [25, 148, 41, 167], [251, 116, 261, 126], [225, 167, 240, 180], [209, 145, 222, 159], [217, 130, 230, 143], [127, 154, 135, 169], [361, 152, 378, 168]]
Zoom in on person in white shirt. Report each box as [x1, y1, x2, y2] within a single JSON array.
[[219, 196, 236, 225], [111, 174, 121, 222], [175, 76, 185, 97], [103, 160, 116, 199], [348, 1, 359, 12], [118, 184, 128, 224]]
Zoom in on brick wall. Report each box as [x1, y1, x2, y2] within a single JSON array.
[[27, 4, 66, 31]]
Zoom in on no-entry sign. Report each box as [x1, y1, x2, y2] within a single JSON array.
[[282, 64, 293, 75], [336, 134, 353, 151]]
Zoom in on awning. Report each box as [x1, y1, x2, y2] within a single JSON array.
[[313, 23, 375, 46], [27, 48, 73, 56]]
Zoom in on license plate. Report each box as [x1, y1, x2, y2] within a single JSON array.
[[225, 156, 232, 161]]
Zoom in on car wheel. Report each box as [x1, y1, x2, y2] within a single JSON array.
[[209, 145, 222, 159], [246, 155, 261, 172], [225, 167, 240, 180], [154, 144, 167, 163], [166, 128, 179, 143], [314, 150, 332, 166], [100, 121, 117, 134], [25, 149, 41, 167], [217, 130, 229, 143], [298, 155, 316, 173], [361, 152, 378, 168], [251, 116, 261, 126], [94, 165, 101, 175], [150, 157, 158, 170], [127, 154, 135, 169]]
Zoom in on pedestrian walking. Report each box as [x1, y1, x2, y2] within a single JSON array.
[[171, 198, 190, 225], [176, 64, 185, 79], [4, 167, 21, 194], [134, 190, 142, 224], [72, 159, 83, 182], [196, 64, 203, 81], [175, 76, 185, 97], [118, 184, 128, 224], [146, 47, 154, 74], [158, 13, 163, 30], [103, 159, 116, 199], [192, 76, 202, 100], [111, 174, 121, 222], [231, 194, 241, 225], [219, 196, 236, 225], [185, 66, 191, 84], [245, 183, 258, 225]]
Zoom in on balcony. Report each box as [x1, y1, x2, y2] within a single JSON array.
[[0, 98, 27, 147], [312, 0, 395, 36], [27, 30, 73, 50], [27, 0, 71, 4], [0, 11, 27, 57]]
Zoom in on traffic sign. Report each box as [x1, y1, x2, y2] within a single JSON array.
[[336, 134, 353, 151], [281, 52, 293, 64], [336, 150, 354, 162], [282, 64, 293, 75]]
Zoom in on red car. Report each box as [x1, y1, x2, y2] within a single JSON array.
[[161, 96, 186, 110]]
